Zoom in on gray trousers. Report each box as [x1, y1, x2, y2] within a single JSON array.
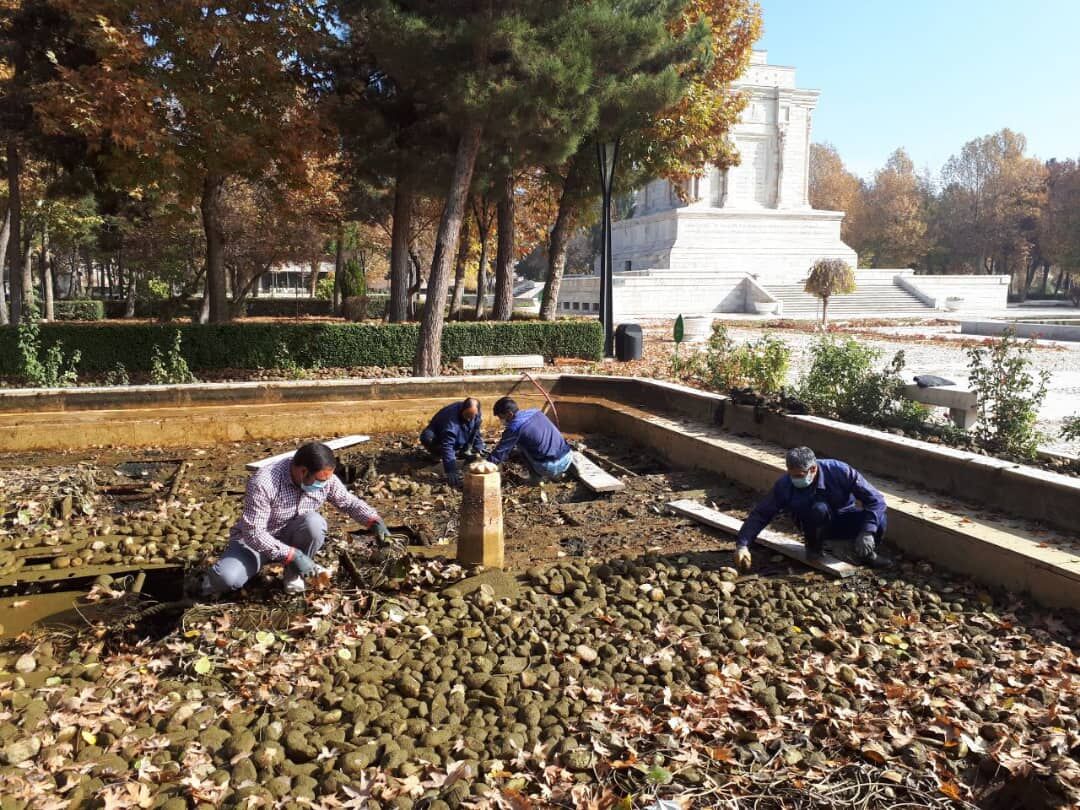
[[201, 512, 328, 596]]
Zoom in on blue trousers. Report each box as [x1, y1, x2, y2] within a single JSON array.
[[795, 501, 884, 547], [519, 447, 574, 481], [201, 512, 327, 595]]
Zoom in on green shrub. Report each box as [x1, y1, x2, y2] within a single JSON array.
[[1063, 415, 1080, 442], [149, 331, 197, 385], [689, 324, 791, 395], [0, 320, 602, 374], [17, 302, 81, 387], [53, 300, 105, 321], [798, 335, 924, 426], [966, 331, 1048, 458], [315, 276, 335, 301], [103, 362, 130, 386]]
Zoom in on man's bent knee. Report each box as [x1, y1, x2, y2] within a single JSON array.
[[301, 512, 328, 535], [202, 558, 251, 595], [802, 501, 830, 527]]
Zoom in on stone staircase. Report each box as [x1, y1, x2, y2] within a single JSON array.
[[767, 279, 934, 319]]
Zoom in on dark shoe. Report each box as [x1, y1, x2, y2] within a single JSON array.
[[860, 551, 893, 569], [805, 534, 824, 559]]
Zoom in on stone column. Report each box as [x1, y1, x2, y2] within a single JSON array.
[[458, 466, 504, 568]]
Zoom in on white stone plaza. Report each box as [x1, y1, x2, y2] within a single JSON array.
[[557, 51, 1008, 320]]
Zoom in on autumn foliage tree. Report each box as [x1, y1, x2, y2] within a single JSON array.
[[43, 0, 334, 323]]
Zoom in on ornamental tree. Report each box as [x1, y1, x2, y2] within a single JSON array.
[[804, 257, 855, 325]]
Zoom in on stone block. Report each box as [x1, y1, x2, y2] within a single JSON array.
[[457, 468, 504, 569]]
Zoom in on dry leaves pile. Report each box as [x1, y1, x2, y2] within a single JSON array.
[[0, 552, 1077, 809]]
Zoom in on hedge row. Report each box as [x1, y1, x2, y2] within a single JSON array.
[[99, 295, 392, 320], [54, 300, 105, 321], [0, 320, 602, 374]]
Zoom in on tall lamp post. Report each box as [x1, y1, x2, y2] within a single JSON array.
[[596, 138, 620, 358]]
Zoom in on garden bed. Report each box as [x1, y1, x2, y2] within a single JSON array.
[[1, 433, 1078, 808]]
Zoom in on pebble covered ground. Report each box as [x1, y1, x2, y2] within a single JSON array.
[[0, 435, 1077, 809]]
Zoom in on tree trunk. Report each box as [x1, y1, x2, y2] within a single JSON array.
[[821, 296, 829, 326], [333, 222, 345, 315], [22, 236, 33, 313], [449, 209, 471, 320], [389, 167, 413, 323], [492, 172, 515, 321], [407, 246, 423, 319], [472, 199, 493, 321], [415, 123, 483, 377], [0, 206, 10, 326], [1041, 261, 1051, 295], [540, 180, 577, 321], [309, 258, 320, 298], [6, 142, 23, 325], [196, 270, 211, 324], [41, 225, 54, 321], [124, 274, 137, 318], [1054, 268, 1066, 296], [201, 173, 230, 323]]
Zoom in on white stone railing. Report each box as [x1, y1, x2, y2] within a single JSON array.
[[743, 276, 782, 315], [894, 274, 939, 308]]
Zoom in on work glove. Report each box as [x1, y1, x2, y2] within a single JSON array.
[[734, 547, 752, 573], [372, 520, 391, 542], [447, 471, 463, 489], [288, 549, 318, 579], [854, 533, 876, 560]]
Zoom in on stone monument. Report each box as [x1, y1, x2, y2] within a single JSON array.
[[556, 51, 861, 319]]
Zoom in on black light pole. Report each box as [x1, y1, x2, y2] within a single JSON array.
[[597, 138, 619, 358]]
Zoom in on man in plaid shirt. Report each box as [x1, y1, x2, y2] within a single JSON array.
[[200, 442, 389, 596]]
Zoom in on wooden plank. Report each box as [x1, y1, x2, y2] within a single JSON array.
[[0, 562, 179, 588], [667, 499, 858, 578], [246, 435, 370, 472], [571, 451, 625, 493], [458, 354, 544, 371]]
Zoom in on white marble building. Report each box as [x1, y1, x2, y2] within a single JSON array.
[[556, 51, 1010, 321], [619, 50, 855, 279]]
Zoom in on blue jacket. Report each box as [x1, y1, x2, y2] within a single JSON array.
[[488, 409, 571, 465], [736, 459, 886, 548], [425, 402, 485, 476]]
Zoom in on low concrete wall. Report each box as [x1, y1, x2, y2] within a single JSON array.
[[961, 319, 1080, 342], [3, 374, 1078, 607], [906, 275, 1010, 312], [6, 373, 1075, 537], [564, 399, 1080, 609], [549, 375, 1080, 536]]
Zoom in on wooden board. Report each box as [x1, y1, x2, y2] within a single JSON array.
[[246, 435, 370, 472], [458, 354, 544, 371], [667, 499, 858, 578], [571, 451, 625, 493], [0, 561, 179, 588]]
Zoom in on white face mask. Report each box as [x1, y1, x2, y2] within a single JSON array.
[[789, 468, 816, 489]]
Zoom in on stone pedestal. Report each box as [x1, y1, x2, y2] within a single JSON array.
[[458, 468, 504, 569]]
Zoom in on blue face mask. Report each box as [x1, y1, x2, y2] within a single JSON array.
[[302, 478, 328, 494], [790, 470, 815, 489]]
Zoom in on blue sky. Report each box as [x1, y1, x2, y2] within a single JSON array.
[[757, 0, 1080, 180]]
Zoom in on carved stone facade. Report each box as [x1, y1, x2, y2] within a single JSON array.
[[613, 50, 855, 279]]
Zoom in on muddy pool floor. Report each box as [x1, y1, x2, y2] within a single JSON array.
[[0, 432, 1077, 809]]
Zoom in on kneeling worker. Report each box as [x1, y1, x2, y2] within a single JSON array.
[[488, 396, 573, 484], [420, 397, 485, 487], [201, 442, 390, 596], [734, 446, 891, 571]]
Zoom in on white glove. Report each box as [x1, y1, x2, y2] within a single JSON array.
[[734, 547, 752, 573]]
